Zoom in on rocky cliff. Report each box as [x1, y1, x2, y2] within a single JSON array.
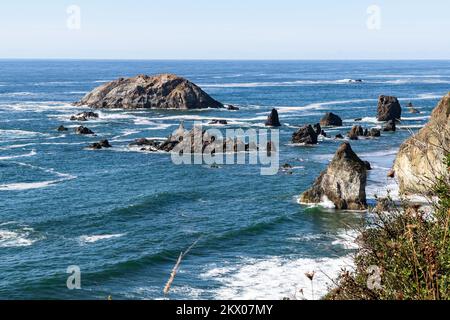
[[393, 92, 450, 194]]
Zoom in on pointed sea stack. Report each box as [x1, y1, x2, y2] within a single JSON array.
[[299, 142, 368, 210], [265, 108, 281, 127]]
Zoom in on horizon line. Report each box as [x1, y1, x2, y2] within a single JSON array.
[[1, 58, 450, 62]]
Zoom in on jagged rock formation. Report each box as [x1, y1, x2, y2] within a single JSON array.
[[320, 112, 343, 126], [70, 111, 99, 121], [393, 92, 450, 194], [377, 95, 402, 121], [265, 109, 281, 127], [299, 142, 368, 210], [75, 74, 224, 110], [75, 126, 94, 135], [292, 125, 318, 144]]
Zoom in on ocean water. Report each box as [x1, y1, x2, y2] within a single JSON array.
[[0, 60, 449, 300]]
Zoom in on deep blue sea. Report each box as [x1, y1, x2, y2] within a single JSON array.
[[0, 60, 449, 300]]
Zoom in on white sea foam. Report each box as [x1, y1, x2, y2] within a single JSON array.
[[0, 150, 37, 160], [202, 254, 354, 300], [0, 130, 43, 138], [78, 233, 125, 244], [0, 228, 42, 247], [199, 79, 369, 88]]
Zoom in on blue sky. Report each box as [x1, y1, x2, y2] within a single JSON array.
[[0, 0, 449, 59]]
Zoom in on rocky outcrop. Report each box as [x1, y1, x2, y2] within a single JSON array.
[[75, 126, 94, 135], [226, 105, 240, 111], [348, 125, 364, 140], [292, 125, 318, 144], [57, 125, 68, 132], [89, 140, 112, 149], [377, 95, 402, 121], [129, 122, 258, 154], [265, 109, 281, 127], [320, 112, 343, 126], [75, 74, 224, 110], [368, 128, 381, 137], [299, 142, 368, 210], [70, 112, 99, 121], [393, 92, 450, 194], [209, 119, 228, 125]]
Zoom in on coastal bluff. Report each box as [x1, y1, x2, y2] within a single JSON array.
[[393, 92, 450, 194], [75, 74, 224, 110]]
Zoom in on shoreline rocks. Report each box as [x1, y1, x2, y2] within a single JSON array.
[[377, 95, 402, 121], [299, 142, 368, 210], [75, 74, 224, 110], [393, 92, 450, 194], [89, 140, 112, 150]]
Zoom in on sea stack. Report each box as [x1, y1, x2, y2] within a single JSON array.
[[320, 112, 343, 126], [377, 95, 402, 121], [292, 125, 318, 144], [393, 92, 450, 194], [75, 74, 224, 110], [265, 108, 281, 127], [299, 142, 368, 210]]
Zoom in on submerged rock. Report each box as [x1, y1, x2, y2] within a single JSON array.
[[320, 112, 343, 127], [393, 92, 450, 194], [377, 95, 402, 121], [70, 111, 99, 121], [89, 140, 112, 149], [209, 119, 228, 125], [57, 125, 68, 132], [299, 142, 368, 210], [292, 125, 318, 144], [407, 103, 421, 114], [265, 108, 281, 127], [75, 74, 224, 110], [226, 105, 240, 111], [383, 120, 396, 132], [75, 126, 94, 135]]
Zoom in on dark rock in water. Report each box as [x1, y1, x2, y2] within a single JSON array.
[[75, 126, 94, 135], [368, 128, 381, 137], [335, 134, 344, 139], [129, 138, 159, 147], [209, 119, 228, 125], [57, 125, 68, 132], [348, 125, 364, 140], [377, 95, 402, 121], [70, 111, 99, 121], [349, 79, 363, 83], [88, 140, 112, 150], [387, 169, 395, 178], [320, 130, 327, 137], [299, 142, 368, 210], [313, 123, 322, 135], [320, 112, 343, 126], [354, 118, 362, 121], [226, 105, 240, 111], [383, 120, 396, 132], [292, 125, 318, 144], [407, 103, 421, 114], [364, 161, 372, 170], [281, 163, 293, 170], [265, 108, 281, 127], [75, 74, 224, 110], [363, 128, 369, 137]]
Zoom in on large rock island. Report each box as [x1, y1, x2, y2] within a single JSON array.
[[393, 92, 450, 194], [299, 142, 368, 210], [75, 74, 224, 109]]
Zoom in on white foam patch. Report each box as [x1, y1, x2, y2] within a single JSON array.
[[277, 98, 375, 114], [0, 228, 42, 248], [0, 150, 37, 160], [78, 234, 125, 244], [202, 255, 354, 300], [0, 162, 77, 191]]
